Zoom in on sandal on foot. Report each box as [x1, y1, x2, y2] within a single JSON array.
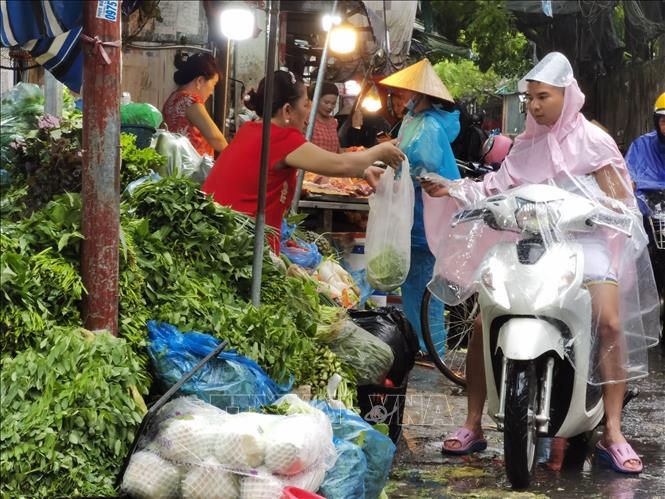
[[442, 427, 487, 455], [596, 441, 643, 474]]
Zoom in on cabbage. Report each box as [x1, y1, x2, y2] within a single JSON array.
[[181, 457, 240, 499], [239, 473, 284, 499], [263, 415, 322, 475], [121, 451, 181, 499], [214, 413, 271, 468], [154, 415, 217, 463]]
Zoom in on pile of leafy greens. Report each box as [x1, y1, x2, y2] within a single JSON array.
[[1, 174, 355, 497]]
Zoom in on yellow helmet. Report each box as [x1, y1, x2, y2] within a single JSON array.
[[656, 92, 665, 115]]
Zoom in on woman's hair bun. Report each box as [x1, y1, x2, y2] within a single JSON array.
[[172, 51, 221, 86]]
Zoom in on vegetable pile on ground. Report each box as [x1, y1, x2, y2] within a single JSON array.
[[1, 173, 357, 496], [1, 84, 368, 497], [0, 328, 148, 498]]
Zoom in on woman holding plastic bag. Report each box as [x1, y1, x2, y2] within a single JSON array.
[[373, 59, 461, 356], [422, 53, 659, 473], [203, 71, 404, 253]]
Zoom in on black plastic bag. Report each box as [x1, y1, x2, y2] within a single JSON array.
[[349, 307, 419, 385]]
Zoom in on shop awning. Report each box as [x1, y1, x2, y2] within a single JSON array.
[[0, 0, 84, 92]]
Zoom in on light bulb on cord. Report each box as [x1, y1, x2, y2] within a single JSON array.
[[219, 8, 255, 40], [329, 23, 357, 54], [322, 14, 342, 32], [362, 85, 382, 112]]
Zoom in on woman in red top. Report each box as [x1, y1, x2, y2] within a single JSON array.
[[203, 71, 404, 251], [309, 81, 341, 153], [163, 52, 228, 157]]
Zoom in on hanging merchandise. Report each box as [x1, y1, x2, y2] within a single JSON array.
[[365, 158, 415, 291]]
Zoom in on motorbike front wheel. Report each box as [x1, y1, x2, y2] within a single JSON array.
[[504, 360, 539, 489]]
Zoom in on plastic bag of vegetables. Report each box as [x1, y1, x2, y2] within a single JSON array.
[[311, 401, 396, 499], [317, 314, 394, 385], [122, 395, 336, 498], [147, 321, 292, 411], [365, 157, 414, 291], [318, 437, 367, 499]]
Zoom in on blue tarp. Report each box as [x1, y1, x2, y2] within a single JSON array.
[[0, 1, 86, 92]]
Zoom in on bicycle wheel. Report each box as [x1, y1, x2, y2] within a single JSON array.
[[421, 288, 479, 387]]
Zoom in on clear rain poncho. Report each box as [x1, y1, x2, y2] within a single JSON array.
[[423, 53, 660, 385]]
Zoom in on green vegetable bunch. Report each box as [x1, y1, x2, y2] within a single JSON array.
[[366, 246, 409, 292], [120, 132, 166, 187], [0, 328, 148, 498]]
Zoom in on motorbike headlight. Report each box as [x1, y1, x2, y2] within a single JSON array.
[[515, 198, 561, 234]]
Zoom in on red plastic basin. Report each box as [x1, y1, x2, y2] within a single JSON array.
[[282, 486, 326, 499]]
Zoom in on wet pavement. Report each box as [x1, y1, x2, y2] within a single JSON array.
[[387, 348, 665, 498]]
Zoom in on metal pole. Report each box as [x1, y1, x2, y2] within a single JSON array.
[[222, 37, 232, 137], [81, 1, 121, 335], [290, 0, 339, 213], [233, 41, 240, 135], [44, 71, 63, 117], [250, 0, 280, 307]]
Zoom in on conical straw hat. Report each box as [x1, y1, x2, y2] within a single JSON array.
[[379, 59, 454, 103]]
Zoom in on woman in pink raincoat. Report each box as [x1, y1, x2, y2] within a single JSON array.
[[421, 52, 659, 474]]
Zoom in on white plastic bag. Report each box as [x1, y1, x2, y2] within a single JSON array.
[[365, 158, 415, 291]]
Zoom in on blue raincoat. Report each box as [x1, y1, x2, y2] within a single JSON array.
[[398, 107, 460, 353], [625, 131, 665, 215]]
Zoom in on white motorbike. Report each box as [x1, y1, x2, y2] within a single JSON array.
[[449, 184, 634, 488]]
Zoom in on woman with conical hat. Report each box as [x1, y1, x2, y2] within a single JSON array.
[[379, 59, 461, 357]]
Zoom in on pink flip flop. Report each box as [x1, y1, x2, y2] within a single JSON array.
[[596, 441, 643, 474], [442, 427, 487, 455]]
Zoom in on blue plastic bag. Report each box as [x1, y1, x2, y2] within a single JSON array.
[[311, 401, 396, 499], [147, 321, 292, 411], [318, 437, 367, 499], [280, 220, 323, 269]]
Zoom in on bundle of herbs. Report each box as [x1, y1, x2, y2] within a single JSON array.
[[0, 328, 149, 498]]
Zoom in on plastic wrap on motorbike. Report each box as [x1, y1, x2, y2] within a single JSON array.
[[425, 182, 661, 385]]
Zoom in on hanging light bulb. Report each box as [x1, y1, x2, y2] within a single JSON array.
[[362, 84, 382, 112], [219, 7, 255, 41], [322, 14, 342, 32], [329, 22, 357, 54]]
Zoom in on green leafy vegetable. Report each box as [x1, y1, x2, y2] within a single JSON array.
[[0, 328, 148, 498], [366, 246, 408, 292]]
